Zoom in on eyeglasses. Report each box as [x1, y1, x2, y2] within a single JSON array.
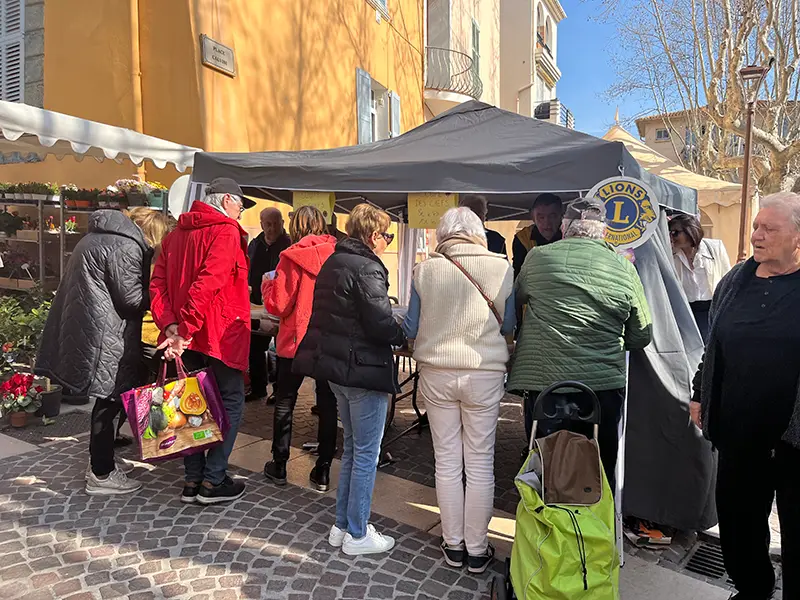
[[227, 194, 245, 214], [380, 232, 395, 245]]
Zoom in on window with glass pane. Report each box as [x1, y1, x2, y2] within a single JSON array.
[[471, 20, 480, 78]]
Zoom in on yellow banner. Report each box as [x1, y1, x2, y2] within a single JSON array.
[[292, 191, 335, 224], [407, 193, 459, 229]]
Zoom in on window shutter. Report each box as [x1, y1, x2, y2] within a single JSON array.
[[389, 91, 401, 138], [356, 68, 373, 144], [0, 0, 24, 103]]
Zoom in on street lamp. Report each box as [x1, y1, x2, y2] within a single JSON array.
[[736, 58, 774, 261]]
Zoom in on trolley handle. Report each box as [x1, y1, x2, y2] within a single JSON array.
[[529, 381, 602, 451]]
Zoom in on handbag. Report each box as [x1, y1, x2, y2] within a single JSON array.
[[121, 357, 228, 463], [442, 253, 503, 326]]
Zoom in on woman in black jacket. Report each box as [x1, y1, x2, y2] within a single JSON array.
[[294, 204, 406, 556], [36, 209, 172, 496]]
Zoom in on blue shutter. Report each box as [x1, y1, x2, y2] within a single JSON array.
[[0, 0, 24, 103], [356, 68, 372, 144], [389, 91, 401, 138]]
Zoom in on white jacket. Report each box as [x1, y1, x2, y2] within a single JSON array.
[[673, 238, 731, 302]]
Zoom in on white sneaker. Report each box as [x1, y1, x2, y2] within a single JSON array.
[[85, 468, 142, 496], [329, 525, 346, 548], [85, 459, 134, 480], [342, 524, 395, 556]]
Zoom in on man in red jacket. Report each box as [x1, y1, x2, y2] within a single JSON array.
[[151, 177, 256, 505]]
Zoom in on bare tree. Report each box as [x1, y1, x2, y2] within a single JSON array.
[[600, 0, 800, 194]]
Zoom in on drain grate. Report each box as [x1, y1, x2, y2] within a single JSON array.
[[684, 541, 730, 583]]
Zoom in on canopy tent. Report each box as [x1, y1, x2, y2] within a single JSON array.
[[603, 125, 741, 258], [0, 100, 200, 172], [603, 125, 741, 208], [188, 101, 714, 532], [191, 101, 698, 219]]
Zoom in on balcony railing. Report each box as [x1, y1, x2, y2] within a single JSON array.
[[536, 33, 553, 57], [425, 47, 484, 100], [534, 99, 574, 129]]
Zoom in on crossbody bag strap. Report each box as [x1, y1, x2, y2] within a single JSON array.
[[443, 253, 503, 326]]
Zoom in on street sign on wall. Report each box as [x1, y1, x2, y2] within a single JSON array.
[[588, 177, 660, 250], [200, 35, 236, 77]]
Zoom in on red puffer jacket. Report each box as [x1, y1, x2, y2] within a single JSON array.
[[150, 201, 251, 371], [262, 234, 337, 358]]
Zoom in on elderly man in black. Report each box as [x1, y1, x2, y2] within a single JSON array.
[[247, 207, 291, 403]]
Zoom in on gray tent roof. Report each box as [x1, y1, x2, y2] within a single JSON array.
[[192, 101, 697, 220]]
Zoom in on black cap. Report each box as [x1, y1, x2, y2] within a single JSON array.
[[207, 177, 256, 209], [563, 197, 607, 222]]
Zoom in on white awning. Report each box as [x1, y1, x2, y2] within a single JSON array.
[[0, 100, 201, 172]]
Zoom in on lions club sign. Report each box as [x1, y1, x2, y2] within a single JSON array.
[[588, 177, 660, 250]]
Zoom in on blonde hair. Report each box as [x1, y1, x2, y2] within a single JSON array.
[[346, 204, 391, 245], [126, 207, 175, 248], [289, 205, 327, 243]]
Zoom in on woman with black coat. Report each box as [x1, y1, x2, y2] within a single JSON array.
[[294, 203, 406, 556], [36, 209, 172, 496]]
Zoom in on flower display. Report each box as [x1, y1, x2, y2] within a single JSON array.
[[0, 372, 42, 416]]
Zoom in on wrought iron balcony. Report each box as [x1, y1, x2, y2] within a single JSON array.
[[425, 47, 484, 100], [536, 33, 553, 57], [534, 99, 575, 129]]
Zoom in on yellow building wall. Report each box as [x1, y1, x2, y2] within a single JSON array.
[[0, 0, 424, 294]]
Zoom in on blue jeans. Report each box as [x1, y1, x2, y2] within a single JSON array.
[[330, 383, 389, 539], [182, 353, 245, 486]]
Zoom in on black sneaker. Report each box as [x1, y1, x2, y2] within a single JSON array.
[[180, 482, 201, 504], [309, 464, 330, 492], [196, 477, 246, 505], [441, 539, 465, 568], [264, 461, 287, 486], [468, 543, 495, 574]]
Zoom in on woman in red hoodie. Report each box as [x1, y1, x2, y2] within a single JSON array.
[[262, 206, 338, 491]]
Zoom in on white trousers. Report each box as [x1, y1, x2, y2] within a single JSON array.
[[419, 366, 504, 555]]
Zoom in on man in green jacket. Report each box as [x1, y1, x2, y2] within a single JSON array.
[[509, 197, 652, 490]]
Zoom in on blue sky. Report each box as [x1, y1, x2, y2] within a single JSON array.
[[555, 0, 652, 138]]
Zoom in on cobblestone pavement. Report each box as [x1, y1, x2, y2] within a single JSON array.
[[0, 439, 498, 600], [238, 375, 527, 515]]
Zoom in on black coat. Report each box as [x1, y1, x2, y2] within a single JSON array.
[[247, 231, 291, 304], [35, 211, 152, 399], [293, 238, 406, 394]]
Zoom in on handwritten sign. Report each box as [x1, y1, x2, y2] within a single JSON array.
[[407, 193, 459, 229], [292, 191, 335, 224]]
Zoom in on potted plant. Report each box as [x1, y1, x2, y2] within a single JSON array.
[[75, 188, 95, 209], [115, 177, 151, 207], [63, 216, 78, 234], [61, 184, 78, 208], [0, 183, 9, 199], [8, 184, 21, 201], [0, 210, 24, 238], [147, 181, 168, 209], [0, 372, 42, 427], [28, 182, 57, 202], [34, 377, 61, 419]]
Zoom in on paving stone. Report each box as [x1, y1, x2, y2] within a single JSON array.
[[0, 439, 490, 600]]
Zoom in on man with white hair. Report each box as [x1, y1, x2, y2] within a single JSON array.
[[509, 197, 652, 490], [151, 177, 256, 505]]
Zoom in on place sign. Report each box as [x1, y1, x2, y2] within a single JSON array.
[[201, 35, 236, 77]]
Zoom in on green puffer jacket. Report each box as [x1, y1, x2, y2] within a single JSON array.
[[508, 238, 652, 392]]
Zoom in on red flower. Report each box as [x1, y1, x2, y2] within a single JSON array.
[[10, 373, 23, 385], [1, 342, 12, 352], [34, 386, 43, 393], [1, 380, 11, 392]]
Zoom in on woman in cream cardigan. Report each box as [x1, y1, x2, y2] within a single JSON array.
[[403, 207, 515, 575], [669, 213, 731, 342]]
